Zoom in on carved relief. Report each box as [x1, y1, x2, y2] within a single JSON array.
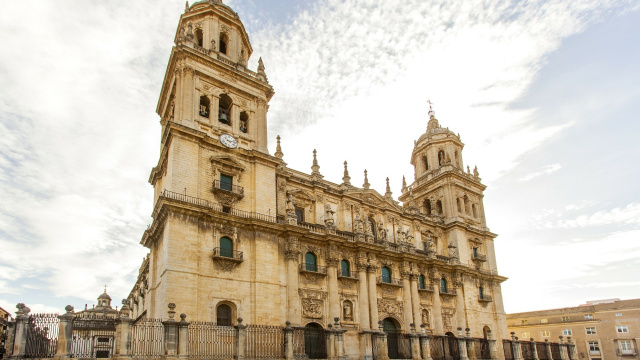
[[302, 299, 323, 319], [299, 288, 327, 299], [303, 272, 321, 284], [441, 308, 455, 332], [378, 299, 403, 319]]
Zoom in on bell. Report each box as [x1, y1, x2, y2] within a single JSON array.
[[219, 113, 228, 123]]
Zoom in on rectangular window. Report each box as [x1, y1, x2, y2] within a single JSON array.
[[562, 329, 572, 336], [620, 340, 633, 354], [541, 318, 548, 324], [220, 174, 233, 191], [588, 341, 600, 355], [521, 320, 529, 325], [617, 325, 629, 333], [616, 312, 622, 316], [584, 314, 594, 320], [295, 208, 304, 222], [586, 327, 596, 335], [562, 316, 570, 322], [521, 331, 530, 339], [473, 247, 478, 257], [541, 330, 550, 337]]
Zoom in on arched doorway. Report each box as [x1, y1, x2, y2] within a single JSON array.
[[382, 318, 410, 359], [303, 322, 326, 359], [445, 332, 460, 360]]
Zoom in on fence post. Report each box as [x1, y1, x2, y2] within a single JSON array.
[[511, 333, 523, 360], [376, 321, 389, 360], [333, 318, 347, 360], [409, 324, 420, 360], [5, 319, 16, 358], [9, 303, 30, 360], [163, 303, 179, 360], [566, 338, 577, 360], [178, 313, 189, 360], [466, 328, 477, 360], [531, 339, 539, 360], [486, 330, 498, 360], [284, 321, 294, 360], [327, 324, 336, 360], [235, 317, 247, 360], [420, 334, 432, 360], [558, 337, 567, 360], [458, 328, 470, 360], [114, 302, 133, 360], [544, 340, 552, 360], [54, 306, 74, 360]]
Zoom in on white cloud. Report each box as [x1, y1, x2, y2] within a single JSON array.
[[518, 163, 562, 182], [535, 203, 640, 229]]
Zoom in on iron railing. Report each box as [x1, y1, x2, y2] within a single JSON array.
[[432, 335, 460, 360], [212, 180, 244, 196], [537, 342, 550, 360], [503, 340, 514, 360], [131, 318, 164, 360], [472, 254, 487, 261], [71, 315, 116, 359], [24, 313, 59, 359], [387, 332, 412, 359], [292, 328, 306, 359], [212, 247, 243, 261], [472, 338, 491, 360], [419, 284, 434, 292], [299, 263, 328, 274], [188, 321, 236, 360], [245, 325, 284, 359], [377, 277, 403, 286], [338, 270, 358, 279], [522, 341, 534, 360], [550, 343, 561, 360]]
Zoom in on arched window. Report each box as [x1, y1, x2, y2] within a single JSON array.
[[472, 204, 478, 218], [239, 111, 248, 133], [195, 28, 204, 47], [457, 198, 463, 213], [305, 252, 317, 272], [218, 94, 232, 125], [217, 304, 232, 326], [220, 236, 233, 258], [436, 200, 443, 215], [199, 95, 210, 118], [464, 196, 470, 214], [422, 156, 429, 172], [381, 266, 391, 283], [368, 217, 377, 240], [479, 286, 485, 300], [440, 278, 448, 293], [438, 150, 445, 166], [454, 151, 459, 168], [219, 33, 228, 54], [419, 274, 426, 290], [340, 260, 350, 277], [424, 199, 432, 215]]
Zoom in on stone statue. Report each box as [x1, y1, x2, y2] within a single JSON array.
[[426, 238, 436, 254], [354, 213, 364, 233], [364, 217, 373, 235], [378, 222, 387, 241], [448, 243, 458, 259], [343, 301, 353, 321], [473, 166, 479, 177], [324, 204, 335, 227], [397, 229, 406, 242], [286, 194, 295, 213], [422, 310, 430, 327]]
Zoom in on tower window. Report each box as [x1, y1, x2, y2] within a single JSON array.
[[422, 156, 429, 171], [457, 198, 463, 213], [220, 236, 233, 258], [436, 200, 443, 215], [199, 95, 210, 118], [195, 28, 203, 47], [424, 199, 432, 215], [239, 111, 248, 133], [438, 150, 445, 166], [472, 204, 478, 218], [479, 286, 485, 299], [218, 94, 232, 125], [419, 274, 426, 289], [294, 208, 304, 222], [219, 33, 228, 54], [220, 174, 233, 191]]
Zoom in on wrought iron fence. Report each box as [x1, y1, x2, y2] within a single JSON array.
[[503, 340, 514, 360], [245, 324, 284, 359], [431, 335, 460, 360], [24, 313, 59, 358], [387, 332, 412, 359], [522, 341, 534, 360], [470, 338, 491, 360], [371, 333, 378, 360], [131, 318, 164, 360], [550, 343, 561, 360], [292, 328, 306, 359], [71, 315, 116, 358], [188, 321, 236, 360], [565, 344, 574, 360], [537, 342, 550, 360]]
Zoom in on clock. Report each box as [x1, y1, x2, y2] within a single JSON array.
[[219, 134, 238, 149]]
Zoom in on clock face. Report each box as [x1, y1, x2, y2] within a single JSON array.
[[219, 134, 238, 149]]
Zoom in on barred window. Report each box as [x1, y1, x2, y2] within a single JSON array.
[[217, 304, 232, 326]]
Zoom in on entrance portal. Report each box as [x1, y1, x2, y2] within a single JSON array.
[[304, 323, 327, 359], [382, 318, 411, 359]]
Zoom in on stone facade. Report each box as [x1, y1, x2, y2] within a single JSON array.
[[508, 298, 640, 360], [126, 1, 509, 358]]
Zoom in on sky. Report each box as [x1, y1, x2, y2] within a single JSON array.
[[0, 0, 639, 317]]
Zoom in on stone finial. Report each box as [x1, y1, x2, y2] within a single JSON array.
[[511, 332, 516, 340], [363, 170, 370, 189], [401, 175, 408, 193], [65, 305, 74, 314], [334, 317, 340, 327], [185, 1, 190, 12], [275, 135, 284, 159], [237, 317, 243, 324], [466, 328, 471, 337], [342, 161, 351, 185], [168, 303, 176, 320], [467, 165, 471, 174], [257, 57, 268, 81], [384, 177, 392, 198], [473, 166, 479, 178], [180, 313, 187, 323], [311, 149, 323, 179]]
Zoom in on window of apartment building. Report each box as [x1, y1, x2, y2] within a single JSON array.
[[616, 325, 629, 333], [586, 327, 596, 335], [584, 314, 594, 320], [541, 318, 548, 323], [619, 340, 633, 355], [562, 316, 570, 322], [588, 341, 600, 355], [522, 331, 530, 339], [541, 330, 550, 337], [616, 312, 622, 317], [521, 320, 529, 325], [562, 329, 572, 336]]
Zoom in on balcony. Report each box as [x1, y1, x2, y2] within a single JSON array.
[[377, 277, 403, 287], [479, 294, 493, 302], [472, 253, 487, 262], [212, 180, 244, 204], [299, 263, 328, 275], [439, 288, 457, 296], [338, 271, 359, 280], [418, 284, 434, 293], [212, 247, 243, 271], [589, 351, 600, 356]]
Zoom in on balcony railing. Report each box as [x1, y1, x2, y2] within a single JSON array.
[[213, 180, 245, 196], [338, 271, 358, 279], [589, 351, 600, 356], [479, 294, 493, 302], [299, 263, 328, 275], [439, 288, 457, 296], [212, 247, 243, 262], [472, 253, 487, 262], [377, 277, 403, 287], [418, 284, 434, 292]]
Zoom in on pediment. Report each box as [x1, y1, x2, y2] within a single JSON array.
[[210, 155, 245, 171], [287, 188, 315, 208]]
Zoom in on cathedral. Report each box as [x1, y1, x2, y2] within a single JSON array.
[[126, 0, 509, 357]]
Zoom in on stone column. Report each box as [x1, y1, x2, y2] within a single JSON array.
[[256, 99, 268, 153], [544, 340, 552, 360], [286, 248, 301, 325], [567, 339, 577, 360], [359, 331, 374, 360], [10, 303, 30, 360], [421, 335, 432, 360], [376, 330, 389, 360], [357, 264, 370, 331], [367, 267, 380, 329], [284, 322, 294, 360], [409, 332, 421, 360], [558, 337, 567, 360], [510, 333, 524, 360], [458, 329, 469, 360], [163, 303, 179, 360], [235, 318, 247, 360], [178, 314, 190, 360], [467, 329, 477, 360], [5, 320, 15, 358], [432, 278, 443, 334], [326, 326, 336, 360], [327, 259, 340, 321], [530, 338, 539, 360], [114, 305, 133, 360], [336, 328, 347, 360], [487, 330, 498, 360], [402, 273, 414, 332], [455, 281, 466, 330], [410, 275, 422, 329], [54, 306, 74, 360]]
